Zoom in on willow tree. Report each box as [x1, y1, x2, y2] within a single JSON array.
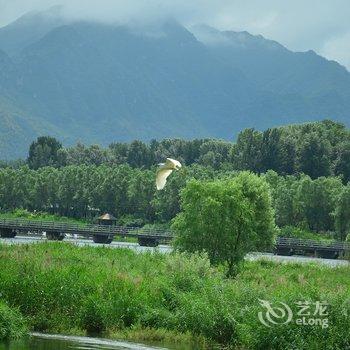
[[172, 172, 276, 276]]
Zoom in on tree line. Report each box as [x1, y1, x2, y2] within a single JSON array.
[[0, 164, 349, 239], [12, 119, 350, 183], [0, 164, 216, 225], [265, 171, 350, 240]]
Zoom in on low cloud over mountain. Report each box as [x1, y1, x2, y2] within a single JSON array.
[[0, 9, 349, 158]]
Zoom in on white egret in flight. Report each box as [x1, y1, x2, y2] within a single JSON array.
[[156, 158, 182, 190]]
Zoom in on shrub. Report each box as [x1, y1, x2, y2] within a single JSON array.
[[0, 302, 27, 340], [279, 226, 334, 242], [117, 215, 145, 227]]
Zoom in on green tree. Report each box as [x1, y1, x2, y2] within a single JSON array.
[[108, 142, 129, 164], [277, 135, 296, 175], [298, 132, 331, 179], [334, 141, 350, 184], [265, 171, 299, 227], [261, 128, 282, 172], [334, 185, 350, 241], [230, 129, 263, 173], [65, 143, 110, 166], [198, 140, 233, 170], [127, 169, 155, 221], [127, 141, 153, 168], [295, 176, 343, 231], [172, 172, 275, 276], [27, 136, 64, 169]]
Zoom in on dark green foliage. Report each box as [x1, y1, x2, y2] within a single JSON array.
[[0, 164, 217, 221], [233, 120, 350, 179], [261, 128, 283, 173], [126, 141, 154, 168], [63, 143, 111, 166], [334, 185, 350, 241], [198, 140, 233, 170], [298, 132, 331, 179], [296, 176, 343, 232], [39, 119, 348, 181], [0, 164, 349, 237], [334, 141, 350, 183], [28, 136, 64, 169], [6, 119, 350, 182], [69, 138, 233, 169], [264, 171, 346, 236], [231, 128, 263, 173]]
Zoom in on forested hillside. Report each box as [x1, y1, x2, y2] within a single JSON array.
[[1, 120, 349, 238], [0, 9, 350, 158]]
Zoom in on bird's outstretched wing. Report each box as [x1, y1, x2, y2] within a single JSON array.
[[156, 168, 173, 190], [166, 158, 182, 168]]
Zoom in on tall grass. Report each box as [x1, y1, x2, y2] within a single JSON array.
[[0, 302, 27, 341], [0, 242, 349, 349]]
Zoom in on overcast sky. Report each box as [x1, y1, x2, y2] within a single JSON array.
[[0, 0, 350, 69]]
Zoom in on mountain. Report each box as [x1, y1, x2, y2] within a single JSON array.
[[0, 11, 349, 159], [0, 6, 64, 57], [191, 25, 350, 124]]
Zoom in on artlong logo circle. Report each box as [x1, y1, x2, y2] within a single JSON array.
[[258, 299, 293, 327]]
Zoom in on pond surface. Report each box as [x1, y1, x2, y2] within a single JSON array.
[[0, 333, 173, 350]]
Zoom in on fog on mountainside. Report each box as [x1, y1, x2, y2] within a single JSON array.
[[0, 8, 350, 159]]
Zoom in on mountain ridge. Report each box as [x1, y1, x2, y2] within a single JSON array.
[[0, 11, 349, 159]]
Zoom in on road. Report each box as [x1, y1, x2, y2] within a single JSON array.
[[1, 235, 349, 267]]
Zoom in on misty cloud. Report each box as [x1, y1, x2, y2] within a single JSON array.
[[0, 0, 349, 69]]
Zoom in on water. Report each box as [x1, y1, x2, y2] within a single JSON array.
[[0, 333, 171, 350], [1, 236, 172, 254]]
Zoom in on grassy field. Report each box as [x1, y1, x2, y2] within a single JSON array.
[[0, 302, 27, 341], [0, 243, 349, 349]]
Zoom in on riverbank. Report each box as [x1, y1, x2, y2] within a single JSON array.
[[0, 242, 349, 349]]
